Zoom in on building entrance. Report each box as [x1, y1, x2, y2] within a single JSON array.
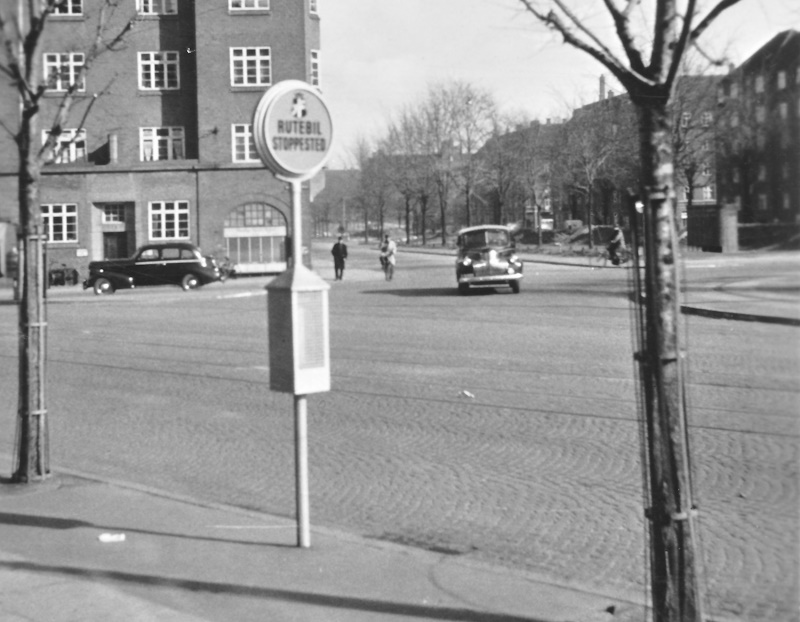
[[223, 203, 287, 275]]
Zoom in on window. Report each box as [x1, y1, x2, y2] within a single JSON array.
[[42, 204, 78, 243], [702, 185, 715, 201], [756, 131, 766, 150], [733, 169, 740, 184], [138, 52, 180, 90], [783, 164, 789, 180], [149, 201, 189, 240], [680, 112, 691, 128], [309, 0, 318, 14], [102, 204, 126, 223], [310, 50, 320, 86], [232, 124, 259, 162], [779, 102, 788, 120], [53, 0, 83, 15], [757, 194, 767, 211], [230, 0, 269, 8], [701, 111, 713, 127], [701, 140, 710, 152], [731, 82, 739, 99], [755, 105, 765, 124], [755, 74, 764, 93], [43, 52, 85, 92], [140, 127, 185, 161], [777, 71, 787, 90], [758, 165, 766, 181], [784, 193, 791, 210], [42, 128, 86, 163], [702, 162, 711, 177], [730, 112, 739, 127], [137, 0, 177, 15], [230, 47, 271, 86]]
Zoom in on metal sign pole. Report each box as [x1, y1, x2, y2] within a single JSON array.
[[289, 178, 311, 548]]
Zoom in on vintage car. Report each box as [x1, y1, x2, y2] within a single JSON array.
[[83, 242, 221, 295], [455, 225, 523, 295]]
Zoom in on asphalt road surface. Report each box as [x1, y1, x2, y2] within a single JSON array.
[[1, 243, 797, 621]]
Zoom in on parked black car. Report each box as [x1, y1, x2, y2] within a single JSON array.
[[83, 242, 221, 295], [455, 225, 523, 295]]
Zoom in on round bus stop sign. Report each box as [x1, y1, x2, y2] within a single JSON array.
[[253, 80, 334, 180]]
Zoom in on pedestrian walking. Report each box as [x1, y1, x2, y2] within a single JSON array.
[[379, 234, 396, 281], [331, 236, 348, 280]]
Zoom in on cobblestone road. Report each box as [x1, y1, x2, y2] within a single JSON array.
[[0, 246, 797, 621]]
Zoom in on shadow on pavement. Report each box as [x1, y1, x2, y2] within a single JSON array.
[[0, 560, 547, 622], [0, 511, 296, 549]]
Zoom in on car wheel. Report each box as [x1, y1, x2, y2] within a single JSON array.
[[181, 273, 200, 291], [510, 280, 520, 294], [458, 283, 470, 296], [93, 277, 114, 295]]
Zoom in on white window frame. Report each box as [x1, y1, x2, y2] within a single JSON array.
[[42, 128, 87, 163], [757, 194, 767, 211], [731, 82, 739, 99], [310, 50, 320, 86], [755, 74, 764, 93], [777, 70, 787, 90], [43, 52, 85, 92], [680, 112, 691, 128], [53, 0, 83, 15], [136, 0, 178, 15], [755, 105, 766, 124], [42, 203, 78, 243], [149, 201, 190, 240], [232, 124, 259, 162], [702, 162, 711, 177], [138, 51, 180, 90], [140, 126, 185, 161], [102, 204, 126, 224], [309, 0, 318, 14], [230, 47, 271, 87], [779, 102, 788, 120], [701, 111, 713, 127], [702, 185, 715, 201], [230, 0, 269, 9]]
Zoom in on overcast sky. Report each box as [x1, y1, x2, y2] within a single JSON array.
[[319, 0, 799, 168]]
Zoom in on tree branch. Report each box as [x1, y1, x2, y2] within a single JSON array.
[[601, 0, 647, 75]]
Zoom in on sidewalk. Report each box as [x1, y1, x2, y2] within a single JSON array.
[[0, 466, 646, 622]]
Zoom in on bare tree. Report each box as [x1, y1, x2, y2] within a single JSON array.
[[1, 0, 134, 483], [517, 1, 743, 620]]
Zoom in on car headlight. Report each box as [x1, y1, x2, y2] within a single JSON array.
[[460, 257, 472, 267], [509, 254, 519, 264]]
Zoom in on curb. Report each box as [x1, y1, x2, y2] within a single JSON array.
[[680, 305, 800, 326]]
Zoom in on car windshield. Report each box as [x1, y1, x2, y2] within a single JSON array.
[[461, 229, 509, 249]]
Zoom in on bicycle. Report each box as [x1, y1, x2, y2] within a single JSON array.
[[380, 255, 394, 281], [597, 245, 633, 268]]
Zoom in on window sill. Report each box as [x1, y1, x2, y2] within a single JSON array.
[[229, 10, 271, 16], [230, 85, 272, 92]]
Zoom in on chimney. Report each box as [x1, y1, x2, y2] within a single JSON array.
[[108, 133, 118, 164], [599, 74, 606, 101]]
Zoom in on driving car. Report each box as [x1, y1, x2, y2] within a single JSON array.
[[83, 242, 221, 295], [455, 225, 523, 295]]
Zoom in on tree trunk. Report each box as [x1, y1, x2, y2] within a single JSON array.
[[636, 99, 703, 622], [14, 109, 50, 483]]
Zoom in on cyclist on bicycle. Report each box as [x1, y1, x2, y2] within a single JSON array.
[[607, 226, 626, 266], [379, 234, 397, 281]]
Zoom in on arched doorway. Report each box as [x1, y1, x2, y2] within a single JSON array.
[[223, 203, 287, 275]]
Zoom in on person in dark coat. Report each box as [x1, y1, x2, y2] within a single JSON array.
[[331, 236, 348, 280]]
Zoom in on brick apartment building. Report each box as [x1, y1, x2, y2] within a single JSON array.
[[0, 0, 321, 279], [716, 30, 800, 227]]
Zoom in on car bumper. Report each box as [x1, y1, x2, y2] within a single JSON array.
[[458, 273, 523, 285]]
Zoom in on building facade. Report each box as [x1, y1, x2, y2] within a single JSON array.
[[716, 30, 800, 226], [0, 0, 322, 279]]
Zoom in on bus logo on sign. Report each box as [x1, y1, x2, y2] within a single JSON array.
[[253, 81, 334, 180]]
